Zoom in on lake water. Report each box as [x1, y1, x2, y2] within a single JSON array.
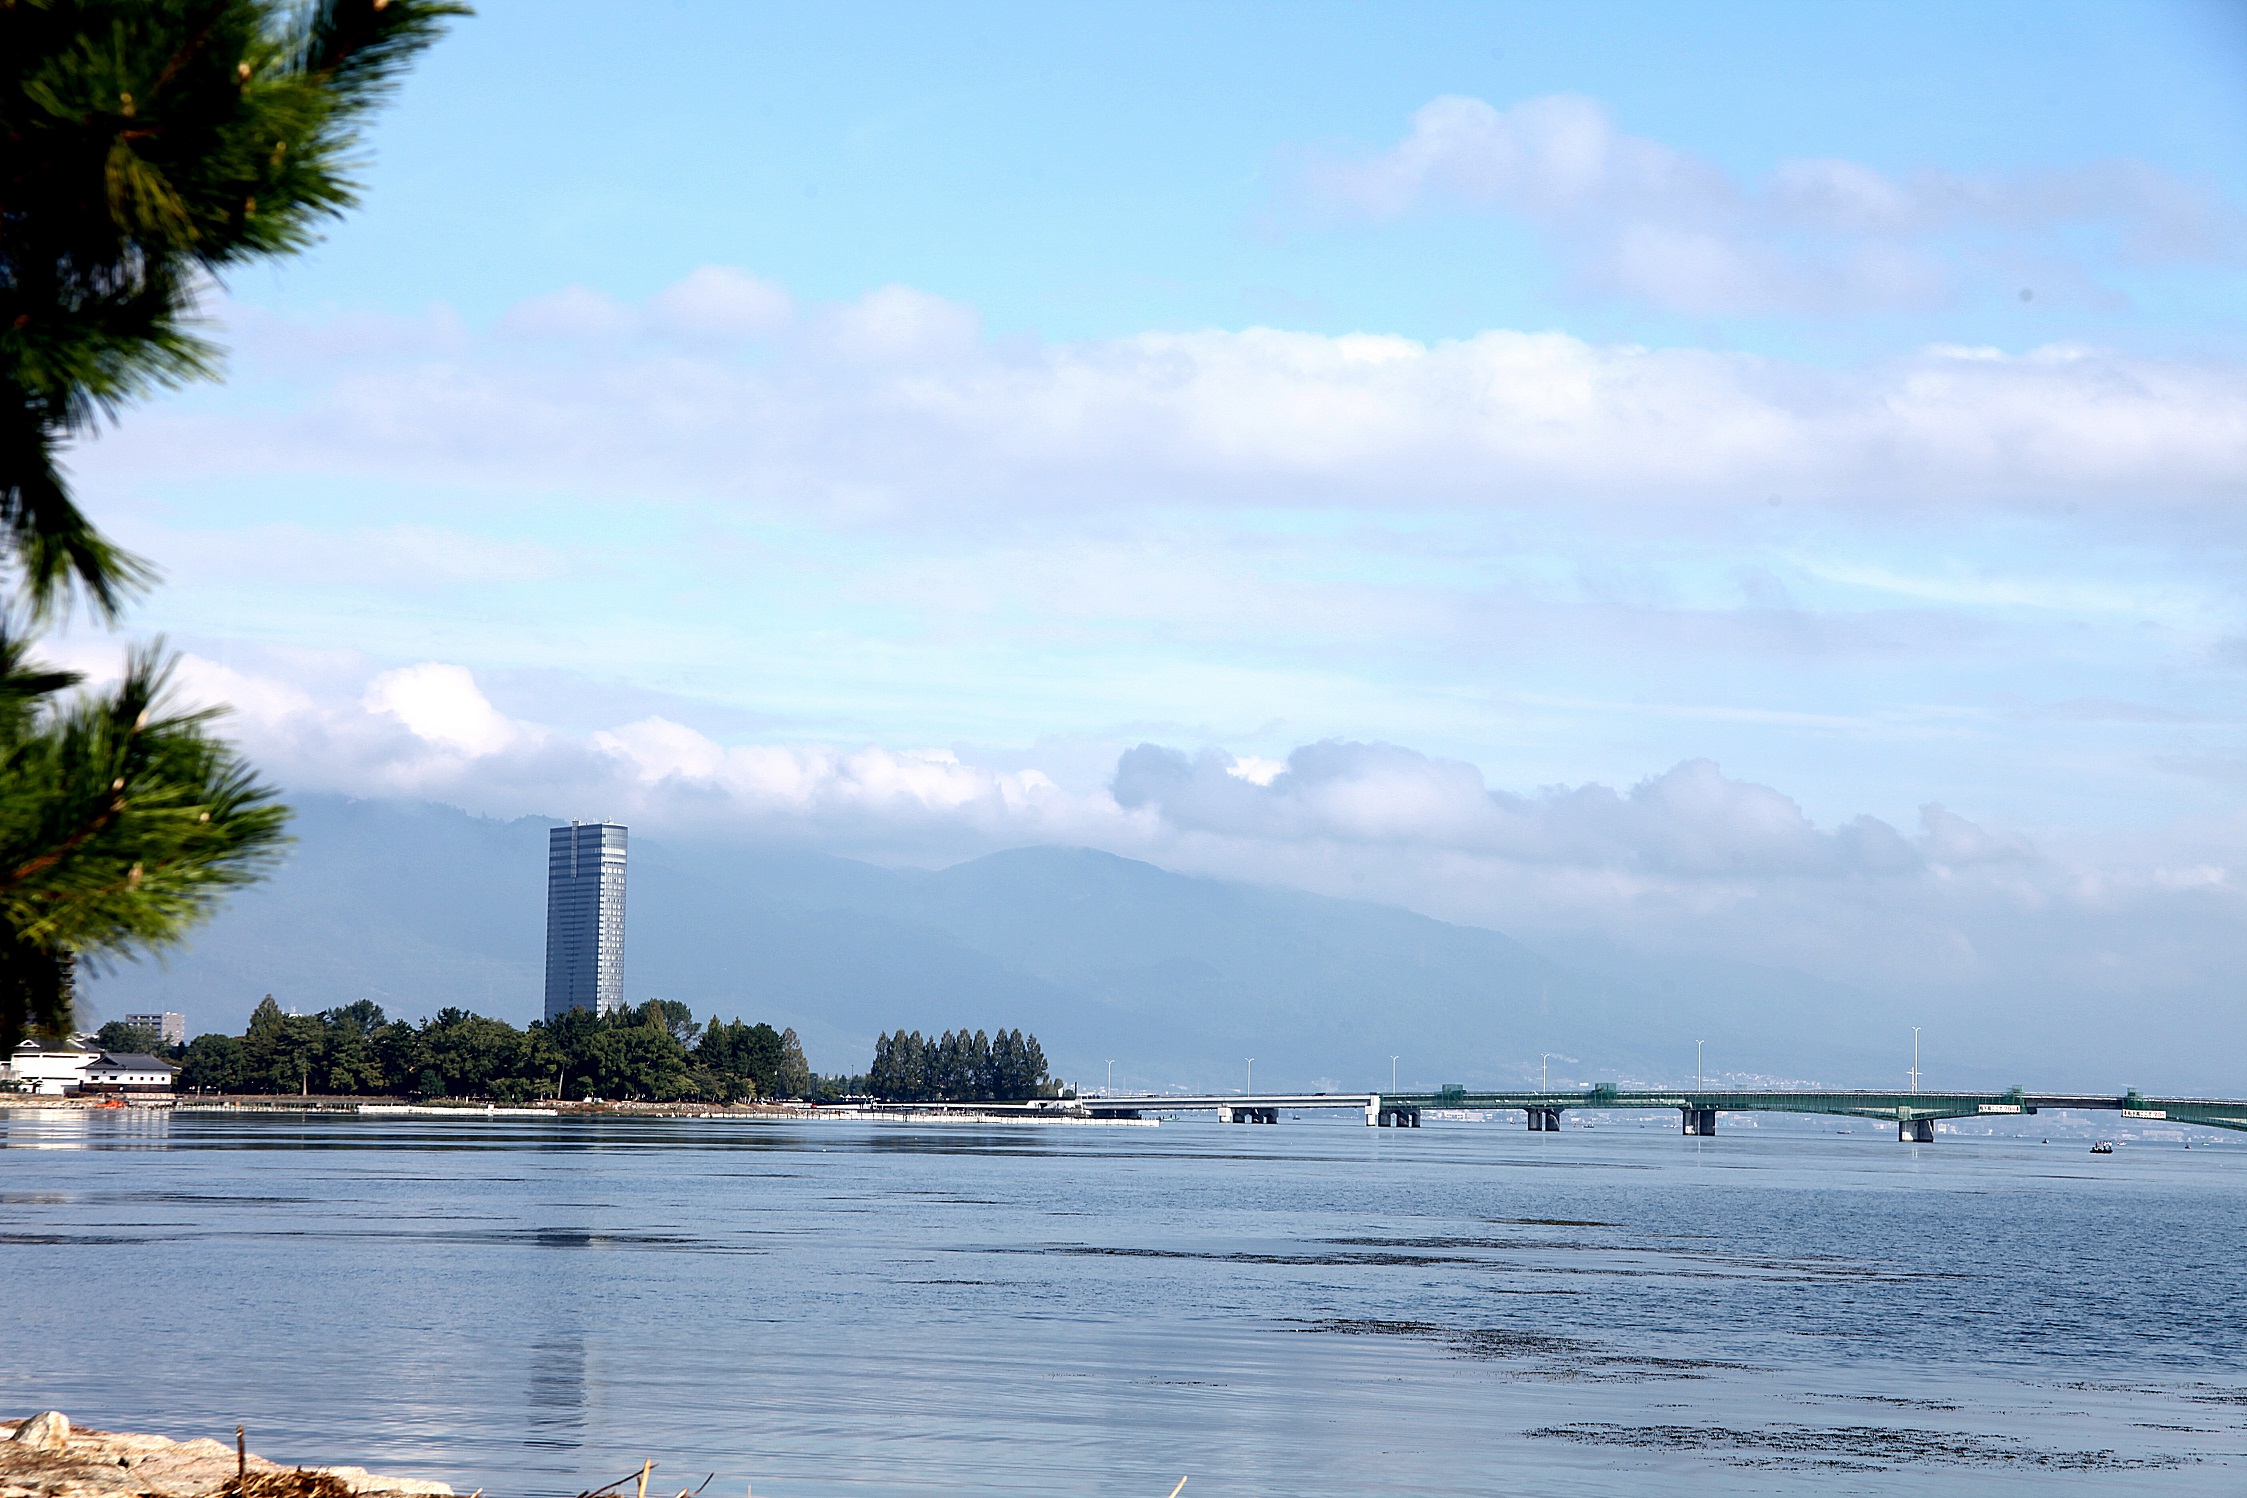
[[3, 1108, 2244, 1497]]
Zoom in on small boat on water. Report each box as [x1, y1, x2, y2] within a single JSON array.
[[2090, 1141, 2115, 1154]]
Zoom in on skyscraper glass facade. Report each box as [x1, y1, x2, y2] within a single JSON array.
[[545, 821, 627, 1022]]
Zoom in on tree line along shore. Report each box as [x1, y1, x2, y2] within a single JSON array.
[[82, 1000, 1054, 1106]]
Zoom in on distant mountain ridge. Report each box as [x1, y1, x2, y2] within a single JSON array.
[[81, 794, 1919, 1093]]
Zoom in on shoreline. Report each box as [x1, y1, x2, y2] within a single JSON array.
[[0, 1413, 452, 1497], [0, 1095, 1160, 1126]]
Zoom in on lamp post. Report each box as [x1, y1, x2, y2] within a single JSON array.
[[1246, 1058, 1255, 1096], [1540, 1053, 1553, 1093], [1910, 1028, 1921, 1093], [1105, 1060, 1115, 1098], [1390, 1056, 1399, 1093], [1695, 1039, 1704, 1094]]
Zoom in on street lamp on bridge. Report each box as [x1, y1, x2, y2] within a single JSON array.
[[1245, 1058, 1255, 1095], [1390, 1055, 1399, 1093], [1105, 1060, 1115, 1098]]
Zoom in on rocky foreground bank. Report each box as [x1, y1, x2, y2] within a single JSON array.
[[0, 1413, 454, 1498]]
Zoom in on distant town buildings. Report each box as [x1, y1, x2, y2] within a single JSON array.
[[122, 1011, 186, 1046], [545, 820, 627, 1022]]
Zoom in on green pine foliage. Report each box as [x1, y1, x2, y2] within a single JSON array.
[[0, 2, 462, 1048], [0, 638, 286, 1046], [3, 0, 467, 613]]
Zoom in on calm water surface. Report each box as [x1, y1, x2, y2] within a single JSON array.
[[3, 1108, 2244, 1497]]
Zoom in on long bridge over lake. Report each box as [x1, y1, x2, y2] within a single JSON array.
[[1068, 1087, 2247, 1140]]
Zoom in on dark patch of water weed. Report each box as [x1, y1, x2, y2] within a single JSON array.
[[1526, 1422, 2185, 1470], [1295, 1316, 1743, 1379]]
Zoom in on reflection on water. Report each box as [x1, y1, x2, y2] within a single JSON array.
[[5, 1105, 172, 1149], [3, 1108, 2246, 1497], [526, 1332, 586, 1454]]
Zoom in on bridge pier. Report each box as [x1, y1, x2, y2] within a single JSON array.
[[1525, 1107, 1561, 1131], [1219, 1106, 1277, 1124], [1370, 1103, 1421, 1127], [1681, 1107, 1715, 1136], [1898, 1117, 1934, 1142]]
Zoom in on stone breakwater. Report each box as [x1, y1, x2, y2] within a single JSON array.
[[0, 1413, 454, 1497]]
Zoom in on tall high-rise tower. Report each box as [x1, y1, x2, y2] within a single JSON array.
[[545, 821, 627, 1021]]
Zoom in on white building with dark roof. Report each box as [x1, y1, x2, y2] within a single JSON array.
[[80, 1053, 177, 1093]]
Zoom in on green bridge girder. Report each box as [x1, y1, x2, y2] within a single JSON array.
[[1387, 1086, 2247, 1133]]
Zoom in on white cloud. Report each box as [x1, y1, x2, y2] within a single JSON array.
[[364, 663, 525, 757], [591, 716, 1070, 829], [1114, 741, 1923, 878], [1305, 95, 1724, 225], [821, 284, 981, 363], [92, 271, 2247, 515], [499, 269, 796, 344], [497, 284, 641, 340], [649, 266, 794, 340], [1225, 754, 1288, 786], [1298, 94, 2240, 315]]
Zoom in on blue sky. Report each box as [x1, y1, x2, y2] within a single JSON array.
[[64, 0, 2247, 1048], [254, 0, 2247, 351]]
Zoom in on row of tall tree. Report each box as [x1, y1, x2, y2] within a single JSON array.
[[866, 1028, 1052, 1102], [90, 1001, 1053, 1105], [174, 996, 816, 1104]]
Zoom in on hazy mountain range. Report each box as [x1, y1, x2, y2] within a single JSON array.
[[82, 795, 2008, 1094]]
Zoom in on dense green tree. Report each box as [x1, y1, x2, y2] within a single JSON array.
[[175, 997, 843, 1103], [177, 1029, 239, 1090], [990, 1028, 1047, 1099], [414, 1005, 535, 1097], [0, 1, 463, 1050], [866, 1026, 1051, 1102], [696, 1015, 782, 1100], [316, 999, 388, 1093], [92, 1017, 164, 1054], [571, 1001, 697, 1101], [235, 991, 287, 1088], [774, 1027, 812, 1099]]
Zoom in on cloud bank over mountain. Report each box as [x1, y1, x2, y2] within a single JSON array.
[[50, 636, 2234, 1073]]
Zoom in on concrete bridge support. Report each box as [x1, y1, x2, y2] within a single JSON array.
[[1681, 1108, 1716, 1136], [1898, 1117, 1935, 1142], [1219, 1106, 1278, 1124], [1370, 1104, 1421, 1127], [1525, 1107, 1562, 1131]]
